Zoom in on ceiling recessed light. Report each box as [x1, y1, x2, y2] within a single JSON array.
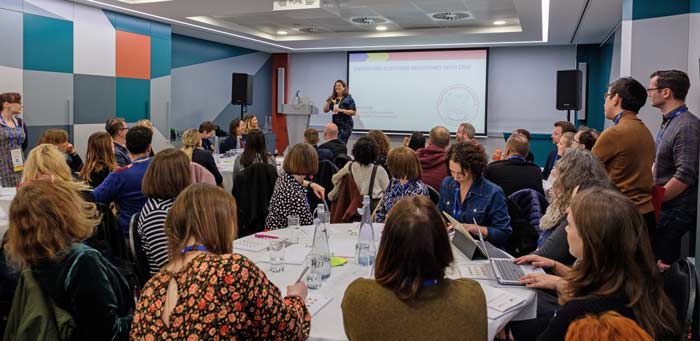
[[376, 25, 387, 31], [493, 20, 507, 25], [277, 30, 288, 35]]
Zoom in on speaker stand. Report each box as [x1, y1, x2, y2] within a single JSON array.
[[566, 109, 571, 122], [240, 104, 248, 120]]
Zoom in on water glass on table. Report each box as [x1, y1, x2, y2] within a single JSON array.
[[269, 239, 286, 273], [305, 254, 323, 289], [287, 214, 301, 244]]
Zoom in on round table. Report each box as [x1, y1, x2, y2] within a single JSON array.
[[235, 223, 536, 340], [0, 187, 15, 238]]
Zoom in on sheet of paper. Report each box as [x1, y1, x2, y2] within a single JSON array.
[[329, 239, 358, 258], [284, 244, 311, 265], [234, 238, 268, 252], [480, 284, 527, 319], [305, 295, 332, 316], [457, 263, 495, 280]]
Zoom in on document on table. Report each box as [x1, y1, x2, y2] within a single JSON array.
[[457, 263, 495, 280], [329, 239, 358, 258], [234, 238, 269, 252], [481, 284, 527, 319], [284, 244, 311, 264], [306, 295, 332, 316]]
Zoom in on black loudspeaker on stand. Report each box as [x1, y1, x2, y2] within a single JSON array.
[[556, 69, 582, 121], [232, 73, 253, 119]]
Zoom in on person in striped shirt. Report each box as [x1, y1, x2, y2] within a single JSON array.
[[137, 148, 192, 275]]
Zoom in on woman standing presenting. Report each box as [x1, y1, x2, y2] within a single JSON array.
[[0, 93, 26, 187], [323, 80, 356, 144]]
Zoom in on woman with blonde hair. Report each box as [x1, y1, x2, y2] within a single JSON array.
[[131, 184, 310, 339], [242, 115, 259, 135], [4, 180, 133, 339], [181, 128, 222, 186], [22, 143, 90, 193], [38, 128, 83, 173], [79, 131, 116, 188]]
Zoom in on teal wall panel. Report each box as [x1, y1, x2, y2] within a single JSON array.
[[151, 37, 171, 78], [116, 77, 150, 122], [23, 13, 73, 73], [623, 0, 691, 20], [503, 132, 554, 168], [104, 9, 150, 36], [692, 0, 700, 12], [172, 33, 257, 68], [576, 43, 613, 132]]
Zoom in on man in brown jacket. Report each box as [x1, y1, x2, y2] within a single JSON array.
[[592, 77, 656, 237]]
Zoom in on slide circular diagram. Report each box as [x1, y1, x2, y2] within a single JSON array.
[[436, 84, 480, 126]]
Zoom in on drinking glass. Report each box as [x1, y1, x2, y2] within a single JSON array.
[[287, 215, 301, 244], [269, 239, 286, 272], [306, 255, 323, 289]]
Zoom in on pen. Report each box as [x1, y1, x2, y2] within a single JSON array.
[[296, 266, 310, 283], [254, 233, 279, 239]]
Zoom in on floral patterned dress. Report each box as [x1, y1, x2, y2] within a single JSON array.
[[130, 253, 311, 340]]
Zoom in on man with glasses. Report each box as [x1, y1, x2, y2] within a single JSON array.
[[106, 118, 131, 166], [571, 128, 597, 151], [648, 70, 699, 269], [592, 77, 656, 239]]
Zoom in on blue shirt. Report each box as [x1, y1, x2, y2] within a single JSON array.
[[93, 157, 152, 234], [436, 176, 512, 249], [374, 179, 429, 223]]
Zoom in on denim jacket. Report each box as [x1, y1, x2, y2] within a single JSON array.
[[437, 176, 512, 248]]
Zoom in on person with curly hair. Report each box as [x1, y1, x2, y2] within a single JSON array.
[[329, 136, 389, 211], [367, 130, 391, 170], [436, 142, 512, 248]]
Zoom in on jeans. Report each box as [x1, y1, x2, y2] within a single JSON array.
[[654, 206, 697, 264]]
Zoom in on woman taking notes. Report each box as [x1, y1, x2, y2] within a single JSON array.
[[323, 80, 356, 144]]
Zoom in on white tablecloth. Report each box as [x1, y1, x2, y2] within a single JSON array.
[[235, 223, 536, 340], [217, 156, 285, 193], [0, 187, 15, 238]]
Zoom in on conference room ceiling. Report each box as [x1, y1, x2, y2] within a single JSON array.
[[76, 0, 622, 52]]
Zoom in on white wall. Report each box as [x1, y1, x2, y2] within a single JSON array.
[[290, 46, 577, 136], [688, 12, 700, 116]]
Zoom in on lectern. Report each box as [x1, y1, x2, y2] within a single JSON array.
[[281, 103, 319, 151]]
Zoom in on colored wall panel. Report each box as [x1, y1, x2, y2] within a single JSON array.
[[623, 0, 691, 20], [172, 33, 257, 68], [116, 77, 149, 122], [23, 13, 73, 73], [0, 65, 22, 94], [74, 74, 116, 124], [151, 37, 171, 78], [26, 124, 71, 150], [74, 5, 116, 77], [23, 70, 73, 126], [150, 21, 171, 39], [0, 9, 22, 69], [116, 30, 151, 80], [104, 9, 150, 36]]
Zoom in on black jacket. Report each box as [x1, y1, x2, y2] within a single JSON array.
[[485, 158, 544, 196], [192, 148, 223, 186], [232, 163, 278, 237], [542, 149, 558, 180], [318, 139, 347, 160]]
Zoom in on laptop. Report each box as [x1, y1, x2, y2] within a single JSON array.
[[471, 218, 543, 286], [443, 211, 487, 260]]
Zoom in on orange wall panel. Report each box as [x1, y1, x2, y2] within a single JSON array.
[[116, 30, 151, 80]]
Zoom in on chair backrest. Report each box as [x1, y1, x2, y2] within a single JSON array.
[[232, 163, 278, 237], [334, 154, 352, 170], [307, 160, 338, 208], [425, 184, 440, 205], [663, 257, 697, 339], [128, 214, 151, 288]]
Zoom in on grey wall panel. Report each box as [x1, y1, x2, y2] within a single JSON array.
[[74, 74, 115, 124], [23, 70, 73, 126], [0, 9, 22, 69]]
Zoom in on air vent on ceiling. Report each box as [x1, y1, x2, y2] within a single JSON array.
[[297, 26, 326, 33], [430, 11, 473, 21], [350, 16, 388, 25]]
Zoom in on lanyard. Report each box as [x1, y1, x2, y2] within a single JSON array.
[[421, 279, 439, 287], [613, 111, 623, 125], [181, 245, 208, 254], [656, 106, 688, 145], [0, 115, 21, 148], [133, 156, 150, 163], [453, 185, 462, 218], [507, 155, 526, 161]]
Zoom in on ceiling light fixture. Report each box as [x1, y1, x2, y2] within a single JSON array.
[[493, 20, 507, 25], [277, 30, 288, 35], [376, 25, 387, 31]]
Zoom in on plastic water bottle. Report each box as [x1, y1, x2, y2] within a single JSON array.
[[356, 195, 376, 266], [310, 218, 331, 279]]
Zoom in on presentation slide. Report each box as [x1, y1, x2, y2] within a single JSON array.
[[347, 49, 488, 135]]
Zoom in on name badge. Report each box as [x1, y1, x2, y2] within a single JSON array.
[[10, 148, 23, 172]]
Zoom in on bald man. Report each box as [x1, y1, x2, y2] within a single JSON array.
[[318, 123, 348, 159], [417, 126, 450, 190]]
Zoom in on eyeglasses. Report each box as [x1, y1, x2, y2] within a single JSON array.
[[573, 139, 581, 144], [646, 87, 667, 92], [602, 92, 613, 99]]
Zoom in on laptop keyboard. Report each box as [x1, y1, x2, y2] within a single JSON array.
[[493, 259, 524, 282]]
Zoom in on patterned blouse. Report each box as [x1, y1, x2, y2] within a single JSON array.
[[265, 172, 313, 230], [374, 178, 429, 223], [0, 117, 25, 187], [131, 253, 311, 340]]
